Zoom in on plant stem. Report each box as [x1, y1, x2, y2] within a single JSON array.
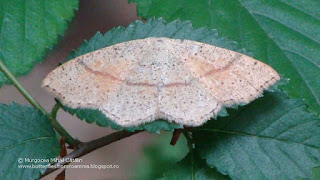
[[0, 59, 77, 148], [41, 130, 144, 177], [51, 102, 60, 119], [0, 60, 46, 114], [48, 116, 78, 148]]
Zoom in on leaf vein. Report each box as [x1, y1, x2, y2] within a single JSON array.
[[252, 12, 320, 46], [278, 0, 320, 21]]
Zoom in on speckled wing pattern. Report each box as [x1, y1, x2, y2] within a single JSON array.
[[42, 37, 280, 127]]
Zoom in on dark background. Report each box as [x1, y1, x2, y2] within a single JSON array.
[[0, 0, 154, 179]]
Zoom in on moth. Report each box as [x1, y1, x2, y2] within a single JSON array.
[[43, 37, 280, 127]]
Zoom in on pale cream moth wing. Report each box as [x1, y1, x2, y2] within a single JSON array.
[[180, 39, 280, 107], [42, 39, 149, 110]]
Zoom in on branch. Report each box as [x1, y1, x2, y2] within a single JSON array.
[[0, 59, 77, 148], [41, 130, 144, 178]]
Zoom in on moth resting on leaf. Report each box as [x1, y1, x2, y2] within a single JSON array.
[[42, 37, 280, 127]]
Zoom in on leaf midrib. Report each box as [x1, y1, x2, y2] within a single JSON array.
[[198, 128, 320, 149], [0, 136, 54, 151]]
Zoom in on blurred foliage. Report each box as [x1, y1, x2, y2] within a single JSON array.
[[133, 131, 189, 179], [159, 151, 230, 180]]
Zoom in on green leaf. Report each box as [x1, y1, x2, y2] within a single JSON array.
[[0, 102, 60, 180], [160, 151, 229, 180], [0, 0, 78, 86], [62, 18, 246, 132], [130, 0, 320, 114], [193, 91, 320, 179], [133, 131, 189, 179]]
